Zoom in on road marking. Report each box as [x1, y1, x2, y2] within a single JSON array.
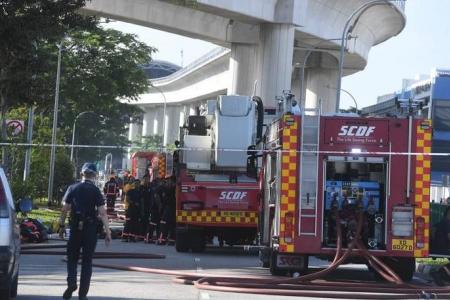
[[200, 292, 210, 299]]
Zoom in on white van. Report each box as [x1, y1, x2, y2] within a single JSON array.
[[0, 168, 20, 299]]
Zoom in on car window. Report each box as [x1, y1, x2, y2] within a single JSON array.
[[0, 180, 8, 218]]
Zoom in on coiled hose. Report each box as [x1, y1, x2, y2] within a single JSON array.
[[20, 213, 450, 299]]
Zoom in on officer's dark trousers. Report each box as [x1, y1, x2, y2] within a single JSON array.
[[67, 222, 98, 297]]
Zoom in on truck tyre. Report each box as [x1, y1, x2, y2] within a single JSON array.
[[381, 257, 415, 282], [175, 229, 190, 253], [191, 232, 206, 253], [376, 257, 416, 282], [269, 251, 286, 276]]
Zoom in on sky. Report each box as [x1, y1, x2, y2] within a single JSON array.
[[107, 0, 450, 110]]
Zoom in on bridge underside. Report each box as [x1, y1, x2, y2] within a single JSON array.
[[82, 0, 406, 147]]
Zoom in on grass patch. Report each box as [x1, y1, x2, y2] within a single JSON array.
[[20, 208, 62, 232], [416, 258, 449, 265]]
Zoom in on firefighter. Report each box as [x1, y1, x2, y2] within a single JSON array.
[[146, 178, 162, 243], [122, 179, 141, 242], [158, 176, 176, 245], [103, 176, 119, 215], [139, 175, 151, 241]]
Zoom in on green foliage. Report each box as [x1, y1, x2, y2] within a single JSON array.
[[132, 135, 163, 152], [0, 0, 95, 109], [8, 107, 74, 205], [55, 27, 155, 170], [1, 2, 156, 205]]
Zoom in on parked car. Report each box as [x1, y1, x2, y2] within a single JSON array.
[[0, 168, 20, 299]]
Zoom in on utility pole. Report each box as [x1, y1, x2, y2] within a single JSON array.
[[23, 106, 34, 181], [47, 43, 62, 206]]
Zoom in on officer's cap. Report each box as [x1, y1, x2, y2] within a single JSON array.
[[81, 162, 97, 174]]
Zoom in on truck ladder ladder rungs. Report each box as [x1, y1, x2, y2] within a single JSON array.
[[299, 107, 320, 236]]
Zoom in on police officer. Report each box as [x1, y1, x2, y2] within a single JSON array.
[[58, 162, 111, 300]]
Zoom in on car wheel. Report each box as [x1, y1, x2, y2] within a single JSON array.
[[10, 274, 18, 298]]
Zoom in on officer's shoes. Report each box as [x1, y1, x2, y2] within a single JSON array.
[[62, 285, 77, 299]]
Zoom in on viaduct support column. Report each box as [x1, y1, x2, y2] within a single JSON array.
[[228, 44, 258, 96], [257, 24, 295, 108], [304, 53, 340, 113], [229, 24, 295, 108]]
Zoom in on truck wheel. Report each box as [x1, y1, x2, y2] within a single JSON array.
[[259, 247, 271, 268], [376, 257, 416, 282], [382, 257, 415, 282], [175, 230, 190, 253], [269, 251, 286, 276], [191, 232, 206, 253], [10, 274, 18, 298]]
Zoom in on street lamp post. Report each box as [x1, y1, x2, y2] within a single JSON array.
[[335, 0, 403, 112], [47, 43, 63, 206], [327, 85, 358, 112], [297, 38, 343, 109], [70, 111, 96, 162]]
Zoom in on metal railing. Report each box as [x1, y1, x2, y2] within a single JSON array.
[[151, 46, 230, 86]]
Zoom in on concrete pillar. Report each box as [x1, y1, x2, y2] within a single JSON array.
[[228, 44, 258, 96], [128, 118, 142, 143], [165, 106, 181, 145], [304, 67, 339, 113], [229, 24, 295, 108], [142, 109, 152, 137], [257, 23, 295, 108]]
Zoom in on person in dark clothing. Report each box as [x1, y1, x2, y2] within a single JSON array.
[[158, 177, 176, 245], [433, 207, 450, 255], [139, 176, 151, 240], [122, 179, 141, 242], [147, 178, 162, 243], [58, 162, 111, 300], [103, 176, 119, 214]]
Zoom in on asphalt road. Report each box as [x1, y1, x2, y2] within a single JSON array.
[[15, 239, 428, 300]]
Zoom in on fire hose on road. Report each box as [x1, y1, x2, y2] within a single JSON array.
[[20, 213, 450, 299]]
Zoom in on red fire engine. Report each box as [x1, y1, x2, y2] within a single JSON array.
[[259, 107, 432, 281], [131, 151, 172, 180], [175, 95, 264, 252]]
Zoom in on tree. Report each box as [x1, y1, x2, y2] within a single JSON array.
[[6, 25, 156, 203], [54, 27, 155, 169], [8, 107, 74, 205], [0, 0, 96, 167]]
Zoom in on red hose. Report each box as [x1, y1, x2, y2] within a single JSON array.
[[25, 210, 450, 298]]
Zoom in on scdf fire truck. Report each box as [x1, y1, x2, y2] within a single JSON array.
[[259, 102, 432, 281], [175, 95, 263, 252]]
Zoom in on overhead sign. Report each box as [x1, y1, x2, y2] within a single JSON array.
[[6, 120, 24, 137]]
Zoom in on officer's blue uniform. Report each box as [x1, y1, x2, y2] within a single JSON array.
[[63, 178, 104, 298]]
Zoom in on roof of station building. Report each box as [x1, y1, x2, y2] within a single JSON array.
[[141, 60, 181, 79]]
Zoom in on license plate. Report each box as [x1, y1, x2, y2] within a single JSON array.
[[221, 211, 244, 217], [276, 255, 307, 269], [392, 239, 413, 251]]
